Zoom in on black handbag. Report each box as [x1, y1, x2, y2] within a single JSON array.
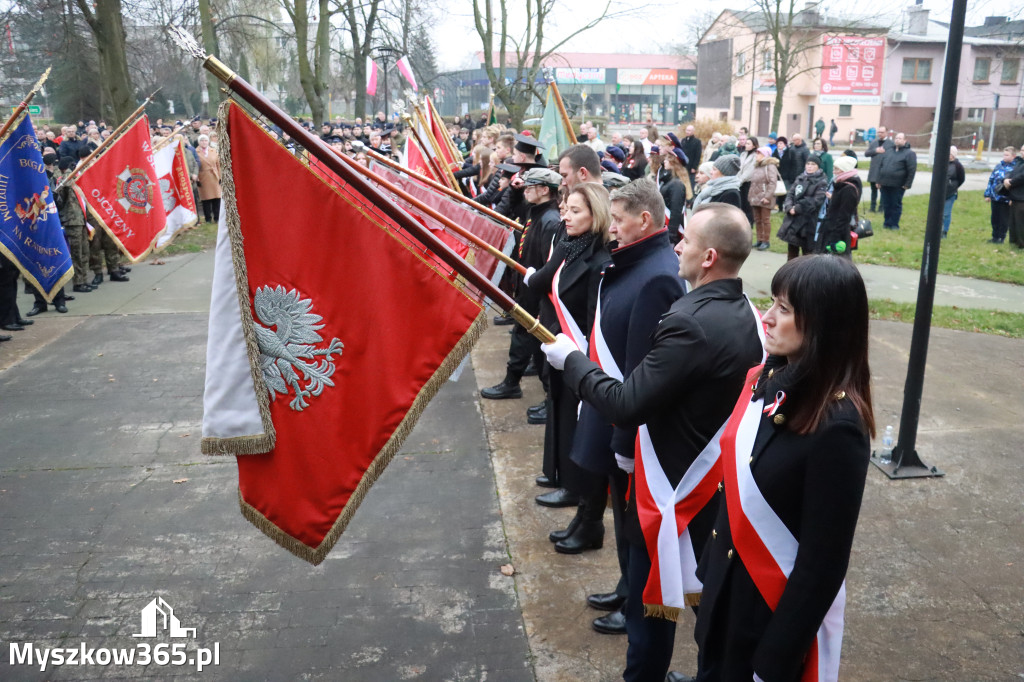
[[854, 217, 873, 239]]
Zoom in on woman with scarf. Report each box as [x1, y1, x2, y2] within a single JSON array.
[[523, 183, 613, 553], [814, 154, 862, 256], [695, 255, 873, 682], [692, 155, 744, 211], [748, 146, 781, 251]]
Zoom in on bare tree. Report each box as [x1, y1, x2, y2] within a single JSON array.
[[280, 0, 335, 124], [471, 0, 624, 128], [336, 0, 381, 120], [73, 0, 137, 122]]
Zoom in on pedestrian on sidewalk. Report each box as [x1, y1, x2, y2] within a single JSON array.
[[778, 154, 828, 259], [864, 126, 892, 213], [985, 147, 1016, 244], [943, 146, 966, 239]]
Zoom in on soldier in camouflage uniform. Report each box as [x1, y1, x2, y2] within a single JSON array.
[[55, 156, 94, 293], [68, 147, 129, 285]]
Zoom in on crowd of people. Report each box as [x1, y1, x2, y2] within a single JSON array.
[[471, 115, 875, 680]]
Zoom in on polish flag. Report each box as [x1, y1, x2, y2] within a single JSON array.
[[366, 56, 379, 96], [396, 55, 418, 92]]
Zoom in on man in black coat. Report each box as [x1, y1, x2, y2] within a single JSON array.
[[544, 203, 764, 682], [1001, 153, 1024, 247], [481, 167, 562, 400], [876, 132, 917, 230], [864, 125, 893, 212], [566, 177, 685, 637], [681, 125, 703, 190]]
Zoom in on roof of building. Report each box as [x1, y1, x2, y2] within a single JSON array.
[[963, 18, 1024, 41], [703, 7, 888, 41], [888, 19, 1024, 47], [476, 51, 696, 70]]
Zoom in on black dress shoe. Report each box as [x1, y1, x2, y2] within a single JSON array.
[[91, 274, 103, 285], [480, 380, 522, 400], [527, 401, 546, 415], [118, 265, 132, 273], [527, 405, 547, 424], [64, 295, 75, 301], [493, 315, 514, 326], [55, 304, 68, 313], [109, 272, 130, 282], [587, 592, 626, 611], [666, 672, 697, 682], [16, 318, 33, 325], [0, 334, 11, 342], [523, 360, 539, 376], [73, 284, 93, 293], [25, 307, 45, 317], [549, 513, 581, 543], [592, 608, 626, 635], [535, 488, 579, 508], [535, 474, 558, 489], [554, 520, 604, 554], [1, 323, 25, 331]]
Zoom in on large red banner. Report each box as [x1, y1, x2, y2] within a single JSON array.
[[77, 115, 167, 262], [214, 103, 486, 564], [819, 36, 884, 105]]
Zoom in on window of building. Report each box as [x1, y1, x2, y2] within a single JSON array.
[[733, 96, 743, 121], [761, 49, 773, 72], [838, 104, 852, 117], [966, 108, 986, 122], [1002, 58, 1020, 84], [735, 53, 746, 77], [973, 57, 991, 83], [901, 58, 931, 83]]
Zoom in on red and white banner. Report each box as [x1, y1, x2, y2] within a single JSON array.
[[201, 102, 486, 565], [819, 36, 884, 105], [402, 133, 441, 183], [153, 136, 199, 249], [396, 55, 418, 91], [366, 56, 379, 96], [76, 115, 168, 262]]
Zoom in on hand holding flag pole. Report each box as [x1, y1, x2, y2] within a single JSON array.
[[0, 66, 51, 139], [168, 25, 555, 343], [55, 89, 160, 192]]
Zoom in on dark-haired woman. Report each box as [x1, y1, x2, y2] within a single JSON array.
[[812, 137, 833, 180], [622, 140, 649, 180], [524, 184, 613, 551], [661, 148, 694, 244], [695, 255, 874, 682]]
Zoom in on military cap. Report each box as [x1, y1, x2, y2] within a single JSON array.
[[520, 167, 561, 188], [601, 171, 629, 188], [605, 145, 625, 162]]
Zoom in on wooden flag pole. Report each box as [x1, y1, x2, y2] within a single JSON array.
[[364, 147, 521, 232], [55, 91, 159, 192], [550, 81, 577, 145], [0, 67, 51, 140], [168, 26, 553, 343], [427, 95, 463, 162], [154, 123, 189, 151]]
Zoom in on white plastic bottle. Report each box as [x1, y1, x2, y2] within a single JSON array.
[[880, 425, 894, 465]]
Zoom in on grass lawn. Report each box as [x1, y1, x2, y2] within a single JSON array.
[[750, 297, 1024, 339], [156, 220, 218, 256], [766, 190, 1024, 284]]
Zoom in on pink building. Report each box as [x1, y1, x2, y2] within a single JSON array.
[[882, 8, 1024, 137]]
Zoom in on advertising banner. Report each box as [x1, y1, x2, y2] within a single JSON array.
[[819, 36, 884, 105], [617, 68, 678, 86]]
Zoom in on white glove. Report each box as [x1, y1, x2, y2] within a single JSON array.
[[523, 266, 536, 286], [542, 333, 580, 370], [753, 674, 765, 682], [615, 453, 635, 474]]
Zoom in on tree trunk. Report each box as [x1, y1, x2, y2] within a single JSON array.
[[76, 0, 135, 123], [198, 0, 221, 117], [771, 84, 785, 135], [293, 0, 325, 125]]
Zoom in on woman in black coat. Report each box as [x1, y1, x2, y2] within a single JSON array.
[[524, 183, 613, 552], [778, 155, 828, 260], [622, 140, 649, 180], [695, 255, 874, 682], [661, 148, 693, 244], [814, 154, 862, 256]]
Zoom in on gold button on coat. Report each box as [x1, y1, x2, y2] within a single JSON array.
[[727, 549, 734, 559], [717, 482, 724, 492]]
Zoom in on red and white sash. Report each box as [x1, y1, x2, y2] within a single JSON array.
[[634, 296, 765, 618], [549, 260, 588, 355], [588, 279, 620, 380], [720, 365, 845, 682]]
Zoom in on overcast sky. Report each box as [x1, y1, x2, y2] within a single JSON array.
[[430, 0, 1018, 72]]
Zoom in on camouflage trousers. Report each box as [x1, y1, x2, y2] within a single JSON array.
[[89, 228, 121, 275], [65, 223, 90, 286]]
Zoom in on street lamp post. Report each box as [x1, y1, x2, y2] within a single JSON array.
[[373, 46, 399, 122]]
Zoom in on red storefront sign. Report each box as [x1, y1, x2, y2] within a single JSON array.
[[819, 36, 884, 105]]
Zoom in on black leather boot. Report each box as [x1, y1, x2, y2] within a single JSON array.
[[481, 371, 522, 399], [549, 508, 582, 543], [554, 520, 604, 554]]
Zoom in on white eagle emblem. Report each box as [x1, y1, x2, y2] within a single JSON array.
[[252, 285, 344, 411]]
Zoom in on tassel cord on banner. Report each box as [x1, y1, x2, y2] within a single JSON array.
[[54, 89, 160, 192], [167, 26, 555, 345], [364, 147, 523, 233], [0, 67, 51, 140]]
